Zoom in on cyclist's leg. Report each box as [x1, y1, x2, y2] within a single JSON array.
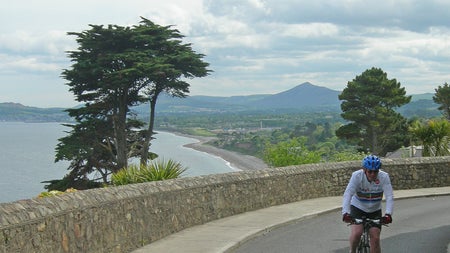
[[367, 209, 382, 253], [368, 227, 381, 253], [350, 224, 363, 252], [349, 206, 364, 253]]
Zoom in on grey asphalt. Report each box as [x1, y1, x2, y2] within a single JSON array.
[[233, 195, 450, 253], [131, 186, 450, 253]]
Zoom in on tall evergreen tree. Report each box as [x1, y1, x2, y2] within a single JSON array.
[[433, 82, 450, 120], [53, 17, 209, 189], [336, 67, 411, 155], [62, 24, 145, 171]]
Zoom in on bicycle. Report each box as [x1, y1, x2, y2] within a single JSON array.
[[351, 217, 387, 253]]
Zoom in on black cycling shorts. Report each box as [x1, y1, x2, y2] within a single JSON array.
[[350, 205, 382, 229]]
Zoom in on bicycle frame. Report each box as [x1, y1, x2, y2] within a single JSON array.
[[353, 217, 381, 253]]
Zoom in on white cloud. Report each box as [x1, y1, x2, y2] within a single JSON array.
[[0, 30, 73, 55], [9, 57, 60, 72], [1, 0, 450, 107], [279, 23, 340, 38]]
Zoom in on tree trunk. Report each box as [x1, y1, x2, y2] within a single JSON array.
[[367, 125, 379, 155], [140, 97, 157, 165], [113, 92, 129, 171]]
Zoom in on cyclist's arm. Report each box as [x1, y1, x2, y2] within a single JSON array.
[[382, 173, 394, 215], [342, 171, 359, 214]]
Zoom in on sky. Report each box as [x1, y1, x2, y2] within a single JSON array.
[[1, 0, 450, 108]]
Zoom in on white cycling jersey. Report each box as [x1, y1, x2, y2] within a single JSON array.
[[342, 169, 394, 215]]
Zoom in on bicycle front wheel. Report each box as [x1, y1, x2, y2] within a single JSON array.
[[357, 235, 370, 253], [357, 244, 370, 253]]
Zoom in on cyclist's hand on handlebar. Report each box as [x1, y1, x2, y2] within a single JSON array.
[[342, 213, 352, 223], [382, 214, 392, 224]]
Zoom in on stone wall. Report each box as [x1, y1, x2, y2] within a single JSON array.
[[0, 157, 449, 253]]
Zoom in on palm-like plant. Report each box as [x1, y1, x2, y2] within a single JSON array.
[[111, 159, 187, 186], [410, 119, 450, 156]]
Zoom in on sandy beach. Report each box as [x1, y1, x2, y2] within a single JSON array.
[[182, 135, 268, 171]]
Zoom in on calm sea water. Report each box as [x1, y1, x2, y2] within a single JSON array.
[[148, 131, 238, 177], [0, 122, 235, 203]]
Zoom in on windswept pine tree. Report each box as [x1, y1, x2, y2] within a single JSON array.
[[47, 17, 210, 191]]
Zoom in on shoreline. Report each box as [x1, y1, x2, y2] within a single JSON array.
[[169, 132, 268, 171]]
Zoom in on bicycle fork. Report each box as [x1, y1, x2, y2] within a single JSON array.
[[358, 231, 370, 253]]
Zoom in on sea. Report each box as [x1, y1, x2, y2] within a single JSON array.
[[0, 122, 236, 203]]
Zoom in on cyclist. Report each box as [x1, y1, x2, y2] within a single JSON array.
[[342, 155, 394, 253]]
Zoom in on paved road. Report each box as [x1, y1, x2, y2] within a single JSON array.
[[232, 195, 450, 253]]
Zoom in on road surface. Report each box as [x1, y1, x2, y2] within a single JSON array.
[[232, 195, 450, 253]]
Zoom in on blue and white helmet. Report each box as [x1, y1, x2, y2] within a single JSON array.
[[362, 155, 382, 170]]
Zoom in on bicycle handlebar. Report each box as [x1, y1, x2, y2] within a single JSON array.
[[353, 218, 380, 224], [351, 217, 388, 226]]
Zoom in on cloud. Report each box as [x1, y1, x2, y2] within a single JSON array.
[[0, 30, 71, 54], [4, 57, 60, 73], [1, 0, 450, 107]]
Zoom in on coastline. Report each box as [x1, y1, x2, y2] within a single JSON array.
[[175, 133, 269, 171]]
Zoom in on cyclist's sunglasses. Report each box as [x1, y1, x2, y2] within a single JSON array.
[[365, 169, 379, 174]]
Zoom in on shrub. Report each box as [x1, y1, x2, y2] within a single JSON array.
[[111, 159, 187, 186], [38, 188, 77, 198], [263, 137, 321, 167]]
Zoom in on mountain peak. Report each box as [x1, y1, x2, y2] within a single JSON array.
[[298, 82, 315, 87], [250, 82, 341, 110], [287, 82, 338, 93]]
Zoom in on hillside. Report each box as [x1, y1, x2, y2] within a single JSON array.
[[0, 102, 72, 122], [0, 83, 441, 122], [249, 82, 340, 110], [397, 98, 440, 118], [146, 82, 341, 113], [410, 93, 434, 102]]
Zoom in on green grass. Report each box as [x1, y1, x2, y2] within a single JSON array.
[[181, 127, 216, 137]]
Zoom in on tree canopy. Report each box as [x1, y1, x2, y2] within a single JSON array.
[[336, 67, 411, 156], [134, 18, 211, 164], [48, 17, 210, 191]]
